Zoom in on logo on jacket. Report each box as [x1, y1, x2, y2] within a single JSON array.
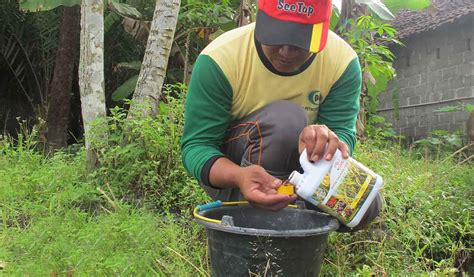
[[307, 90, 320, 106]]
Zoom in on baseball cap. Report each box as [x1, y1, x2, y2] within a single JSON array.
[[255, 0, 332, 53]]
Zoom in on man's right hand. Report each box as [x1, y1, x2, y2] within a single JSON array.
[[236, 165, 297, 211], [209, 158, 296, 211]]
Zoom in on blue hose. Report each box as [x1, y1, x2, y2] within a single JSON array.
[[197, 200, 223, 211]]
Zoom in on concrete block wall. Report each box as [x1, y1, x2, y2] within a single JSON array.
[[377, 14, 474, 140]]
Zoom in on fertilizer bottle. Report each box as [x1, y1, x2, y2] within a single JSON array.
[[287, 148, 383, 229]]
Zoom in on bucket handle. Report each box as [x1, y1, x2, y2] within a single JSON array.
[[193, 201, 298, 225]]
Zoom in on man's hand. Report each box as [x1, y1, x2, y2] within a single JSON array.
[[298, 124, 349, 161], [237, 165, 297, 211]]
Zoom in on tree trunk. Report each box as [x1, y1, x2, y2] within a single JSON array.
[[236, 0, 251, 27], [128, 0, 181, 117], [338, 0, 355, 31], [45, 6, 81, 152], [338, 1, 370, 138], [79, 0, 106, 169]]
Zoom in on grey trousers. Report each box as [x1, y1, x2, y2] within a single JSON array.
[[201, 100, 382, 230]]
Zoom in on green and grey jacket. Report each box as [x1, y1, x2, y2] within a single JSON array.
[[181, 23, 362, 183]]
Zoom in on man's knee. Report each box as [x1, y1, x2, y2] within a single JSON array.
[[258, 101, 308, 146], [347, 193, 383, 232], [222, 100, 308, 178]]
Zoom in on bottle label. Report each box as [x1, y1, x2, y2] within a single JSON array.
[[311, 158, 378, 224]]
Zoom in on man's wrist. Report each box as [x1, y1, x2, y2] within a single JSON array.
[[232, 166, 246, 190], [208, 157, 245, 189]]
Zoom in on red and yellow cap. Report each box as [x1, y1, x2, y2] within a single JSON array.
[[255, 0, 332, 53]]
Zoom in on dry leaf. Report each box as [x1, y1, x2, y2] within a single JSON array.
[[122, 17, 151, 45]]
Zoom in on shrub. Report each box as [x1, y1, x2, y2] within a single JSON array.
[[90, 84, 209, 214]]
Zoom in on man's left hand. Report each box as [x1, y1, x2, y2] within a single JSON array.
[[298, 124, 349, 162]]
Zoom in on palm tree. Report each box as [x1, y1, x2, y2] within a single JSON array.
[[45, 6, 81, 151], [79, 0, 106, 168], [129, 0, 181, 117], [0, 2, 61, 136]]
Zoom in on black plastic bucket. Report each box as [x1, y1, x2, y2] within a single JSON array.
[[195, 203, 339, 277]]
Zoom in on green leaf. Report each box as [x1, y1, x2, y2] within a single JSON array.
[[111, 75, 139, 101], [19, 0, 80, 12], [330, 10, 340, 31], [367, 69, 391, 97], [217, 20, 236, 32], [385, 28, 395, 37], [414, 137, 442, 146], [378, 28, 384, 36], [444, 134, 463, 148], [369, 115, 386, 124], [159, 101, 169, 116], [435, 106, 460, 113], [110, 1, 142, 19], [431, 129, 449, 137], [465, 104, 474, 112], [104, 11, 121, 33]]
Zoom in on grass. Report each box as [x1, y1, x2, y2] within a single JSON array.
[[2, 207, 208, 275], [0, 96, 472, 275], [0, 144, 208, 275]]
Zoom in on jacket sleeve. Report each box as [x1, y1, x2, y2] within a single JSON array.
[[180, 55, 234, 183], [316, 58, 362, 154]]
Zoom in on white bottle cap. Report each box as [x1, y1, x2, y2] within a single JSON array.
[[288, 171, 303, 188]]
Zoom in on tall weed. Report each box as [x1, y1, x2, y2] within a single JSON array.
[[0, 123, 93, 230], [322, 140, 473, 275]]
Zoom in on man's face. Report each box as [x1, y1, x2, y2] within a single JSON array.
[[261, 44, 313, 73]]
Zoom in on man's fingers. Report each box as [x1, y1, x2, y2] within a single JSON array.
[[311, 125, 329, 161], [267, 194, 298, 211], [247, 190, 292, 207], [324, 131, 339, 160], [300, 124, 331, 161], [300, 124, 348, 162], [252, 194, 297, 211], [270, 178, 282, 189], [300, 127, 316, 159], [339, 141, 350, 159]]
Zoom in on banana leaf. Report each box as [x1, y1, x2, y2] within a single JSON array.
[[383, 0, 431, 13], [19, 0, 80, 12], [356, 0, 394, 20], [111, 75, 138, 101]]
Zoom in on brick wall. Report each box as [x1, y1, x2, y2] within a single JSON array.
[[377, 14, 474, 140]]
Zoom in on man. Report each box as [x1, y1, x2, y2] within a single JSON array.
[[181, 0, 381, 230]]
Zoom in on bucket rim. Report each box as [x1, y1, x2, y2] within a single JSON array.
[[195, 206, 340, 237]]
